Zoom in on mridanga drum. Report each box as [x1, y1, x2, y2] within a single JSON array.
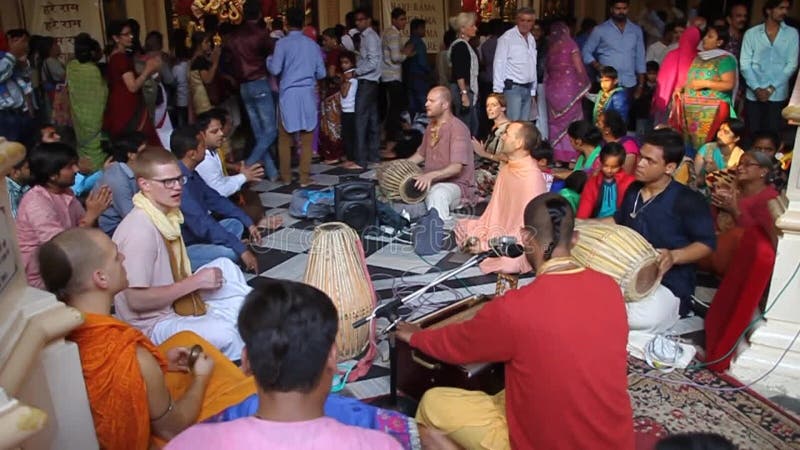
[[572, 221, 662, 302], [304, 222, 375, 360], [376, 160, 428, 204]]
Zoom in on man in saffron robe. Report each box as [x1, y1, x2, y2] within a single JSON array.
[[456, 121, 547, 274]]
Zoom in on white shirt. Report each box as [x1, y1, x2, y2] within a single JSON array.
[[196, 149, 246, 197], [646, 41, 668, 64], [492, 26, 537, 95], [171, 61, 189, 107], [341, 78, 358, 112]]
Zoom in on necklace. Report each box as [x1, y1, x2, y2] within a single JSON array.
[[537, 256, 579, 276], [629, 188, 664, 219]]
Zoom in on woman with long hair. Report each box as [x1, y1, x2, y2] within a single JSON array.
[[545, 21, 590, 164], [67, 33, 108, 171], [471, 93, 511, 197], [448, 12, 479, 136], [652, 26, 701, 126], [188, 31, 221, 117], [681, 25, 737, 152], [319, 27, 345, 164], [103, 20, 162, 145]]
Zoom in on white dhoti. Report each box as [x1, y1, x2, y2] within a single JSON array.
[[625, 284, 681, 334], [426, 182, 462, 221], [150, 258, 251, 360]]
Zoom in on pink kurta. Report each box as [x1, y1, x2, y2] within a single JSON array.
[[456, 156, 546, 274]]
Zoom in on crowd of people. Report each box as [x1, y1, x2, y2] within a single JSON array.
[[1, 0, 796, 448]]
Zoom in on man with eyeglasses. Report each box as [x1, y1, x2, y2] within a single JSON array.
[[112, 146, 251, 361]]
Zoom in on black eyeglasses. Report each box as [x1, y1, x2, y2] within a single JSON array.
[[150, 176, 187, 189]]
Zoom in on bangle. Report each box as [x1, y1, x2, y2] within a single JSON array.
[[150, 395, 174, 422]]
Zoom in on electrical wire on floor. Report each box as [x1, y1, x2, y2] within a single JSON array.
[[639, 260, 800, 392]]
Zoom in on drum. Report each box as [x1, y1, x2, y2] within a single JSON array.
[[572, 221, 662, 302], [376, 160, 428, 204], [303, 222, 375, 360]]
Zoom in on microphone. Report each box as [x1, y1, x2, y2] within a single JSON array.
[[484, 236, 526, 259]]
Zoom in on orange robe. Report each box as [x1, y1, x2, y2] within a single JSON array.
[[455, 156, 547, 274], [69, 313, 256, 449]]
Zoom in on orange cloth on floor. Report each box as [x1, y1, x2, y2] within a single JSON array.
[[455, 156, 546, 274], [69, 314, 257, 450]]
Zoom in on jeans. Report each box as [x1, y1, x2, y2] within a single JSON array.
[[240, 78, 279, 180], [503, 84, 532, 121], [354, 79, 380, 167], [186, 218, 244, 271]]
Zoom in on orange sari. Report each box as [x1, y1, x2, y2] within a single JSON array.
[[69, 314, 256, 449]]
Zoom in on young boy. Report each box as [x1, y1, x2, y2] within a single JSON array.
[[592, 66, 630, 126], [339, 51, 359, 168], [532, 141, 554, 191], [634, 61, 659, 137], [576, 142, 635, 219]]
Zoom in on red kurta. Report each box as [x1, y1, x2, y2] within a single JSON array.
[[104, 52, 160, 145], [410, 268, 635, 450]]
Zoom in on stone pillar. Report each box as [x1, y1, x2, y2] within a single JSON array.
[[729, 79, 800, 397]]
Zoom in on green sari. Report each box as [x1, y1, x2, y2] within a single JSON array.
[[67, 60, 108, 170], [683, 51, 737, 152]]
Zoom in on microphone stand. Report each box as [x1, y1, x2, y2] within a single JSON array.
[[352, 252, 490, 410]]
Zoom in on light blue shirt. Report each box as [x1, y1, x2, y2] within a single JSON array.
[[267, 30, 326, 133], [582, 19, 646, 88], [740, 22, 799, 102], [354, 27, 383, 82], [98, 162, 137, 235]]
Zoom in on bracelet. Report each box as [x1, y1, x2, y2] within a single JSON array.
[[460, 90, 468, 95], [151, 395, 174, 422]]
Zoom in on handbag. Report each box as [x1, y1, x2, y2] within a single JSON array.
[[411, 208, 446, 256]]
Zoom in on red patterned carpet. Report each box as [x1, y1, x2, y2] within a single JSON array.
[[629, 357, 800, 449]]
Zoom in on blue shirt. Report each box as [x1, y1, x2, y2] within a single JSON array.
[[72, 170, 102, 197], [98, 162, 137, 235], [582, 19, 646, 88], [597, 180, 618, 218], [615, 181, 716, 303], [267, 30, 326, 133], [179, 162, 253, 255], [6, 176, 29, 218], [406, 35, 430, 75], [354, 27, 383, 82], [740, 22, 799, 102], [0, 52, 32, 111]]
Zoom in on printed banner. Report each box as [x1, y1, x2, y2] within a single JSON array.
[[381, 0, 447, 54], [23, 0, 106, 57]]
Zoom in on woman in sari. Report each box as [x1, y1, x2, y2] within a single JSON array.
[[694, 118, 745, 191], [471, 93, 510, 198], [681, 25, 737, 152], [700, 151, 779, 276], [652, 26, 701, 125], [103, 20, 162, 145], [545, 21, 590, 164], [319, 28, 344, 164], [67, 33, 107, 171]]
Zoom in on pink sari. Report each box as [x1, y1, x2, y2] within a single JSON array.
[[545, 22, 591, 163], [652, 26, 702, 125]]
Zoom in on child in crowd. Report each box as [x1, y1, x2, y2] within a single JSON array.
[[339, 51, 358, 168], [576, 142, 635, 219], [532, 141, 554, 191], [633, 61, 659, 137], [598, 109, 640, 173], [559, 170, 587, 212], [593, 66, 629, 125]]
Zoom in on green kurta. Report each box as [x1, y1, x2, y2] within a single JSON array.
[[67, 60, 108, 170]]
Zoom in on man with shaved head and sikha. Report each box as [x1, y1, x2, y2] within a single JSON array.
[[404, 86, 476, 223]]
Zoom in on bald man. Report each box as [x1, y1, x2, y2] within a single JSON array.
[[406, 86, 476, 222]]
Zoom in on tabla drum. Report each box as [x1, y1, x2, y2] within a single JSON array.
[[303, 222, 375, 360], [376, 160, 428, 204], [572, 221, 662, 302]]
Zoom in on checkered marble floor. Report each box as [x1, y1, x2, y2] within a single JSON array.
[[246, 162, 717, 400]]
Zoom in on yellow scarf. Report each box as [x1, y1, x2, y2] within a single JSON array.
[[132, 193, 206, 316]]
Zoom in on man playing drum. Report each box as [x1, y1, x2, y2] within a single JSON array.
[[404, 86, 477, 223], [607, 128, 716, 330], [396, 194, 635, 450]]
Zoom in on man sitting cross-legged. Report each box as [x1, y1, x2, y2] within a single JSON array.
[[171, 125, 261, 272], [38, 228, 255, 449], [456, 120, 547, 274], [112, 147, 250, 360], [39, 229, 417, 449], [397, 194, 635, 450], [405, 86, 477, 222]]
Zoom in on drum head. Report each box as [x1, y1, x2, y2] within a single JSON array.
[[400, 179, 427, 204], [634, 262, 661, 299]]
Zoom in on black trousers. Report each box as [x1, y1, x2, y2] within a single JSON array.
[[745, 100, 788, 136], [382, 80, 405, 142], [341, 112, 356, 161], [354, 79, 380, 167]]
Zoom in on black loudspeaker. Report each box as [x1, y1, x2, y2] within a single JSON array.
[[334, 179, 376, 233]]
